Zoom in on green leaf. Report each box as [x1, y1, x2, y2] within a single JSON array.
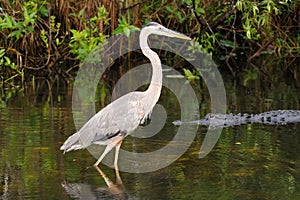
[[39, 6, 49, 17], [29, 11, 37, 23], [0, 49, 5, 57], [196, 7, 205, 14], [165, 6, 173, 13], [128, 25, 140, 31], [220, 40, 235, 48], [4, 13, 13, 28], [26, 26, 34, 32], [183, 68, 193, 76], [4, 56, 11, 66], [55, 38, 61, 46], [8, 30, 23, 39], [123, 27, 130, 37], [183, 68, 199, 81], [118, 16, 128, 26], [112, 26, 124, 35]]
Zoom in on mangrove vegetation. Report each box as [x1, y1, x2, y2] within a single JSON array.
[[0, 0, 299, 89]]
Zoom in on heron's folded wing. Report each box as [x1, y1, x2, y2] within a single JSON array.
[[76, 92, 146, 147]]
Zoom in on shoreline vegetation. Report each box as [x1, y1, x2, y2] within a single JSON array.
[[0, 0, 299, 89]]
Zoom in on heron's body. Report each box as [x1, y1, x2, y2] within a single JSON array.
[[61, 89, 159, 151], [60, 22, 190, 168]]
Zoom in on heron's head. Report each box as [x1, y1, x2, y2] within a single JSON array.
[[144, 22, 191, 40]]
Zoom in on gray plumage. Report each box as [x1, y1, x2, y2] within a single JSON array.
[[60, 22, 191, 167], [61, 92, 152, 152]]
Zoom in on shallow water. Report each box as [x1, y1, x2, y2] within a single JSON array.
[[1, 61, 300, 199]]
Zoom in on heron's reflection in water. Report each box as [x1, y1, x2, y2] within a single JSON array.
[[62, 167, 128, 200]]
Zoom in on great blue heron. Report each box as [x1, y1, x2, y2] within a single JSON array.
[[60, 22, 191, 168]]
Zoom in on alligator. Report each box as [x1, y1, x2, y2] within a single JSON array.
[[173, 110, 300, 128]]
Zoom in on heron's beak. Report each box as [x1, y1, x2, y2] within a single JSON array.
[[164, 29, 191, 40]]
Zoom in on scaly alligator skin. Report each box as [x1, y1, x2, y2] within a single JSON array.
[[173, 110, 300, 127]]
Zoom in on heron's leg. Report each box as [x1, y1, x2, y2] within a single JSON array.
[[114, 140, 122, 173], [114, 141, 124, 188], [93, 133, 125, 167], [93, 144, 114, 167]]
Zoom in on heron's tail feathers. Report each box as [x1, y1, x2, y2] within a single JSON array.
[[60, 132, 83, 153]]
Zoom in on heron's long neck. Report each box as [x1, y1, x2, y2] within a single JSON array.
[[140, 31, 162, 101]]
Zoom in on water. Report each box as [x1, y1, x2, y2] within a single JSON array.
[[0, 62, 300, 199]]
